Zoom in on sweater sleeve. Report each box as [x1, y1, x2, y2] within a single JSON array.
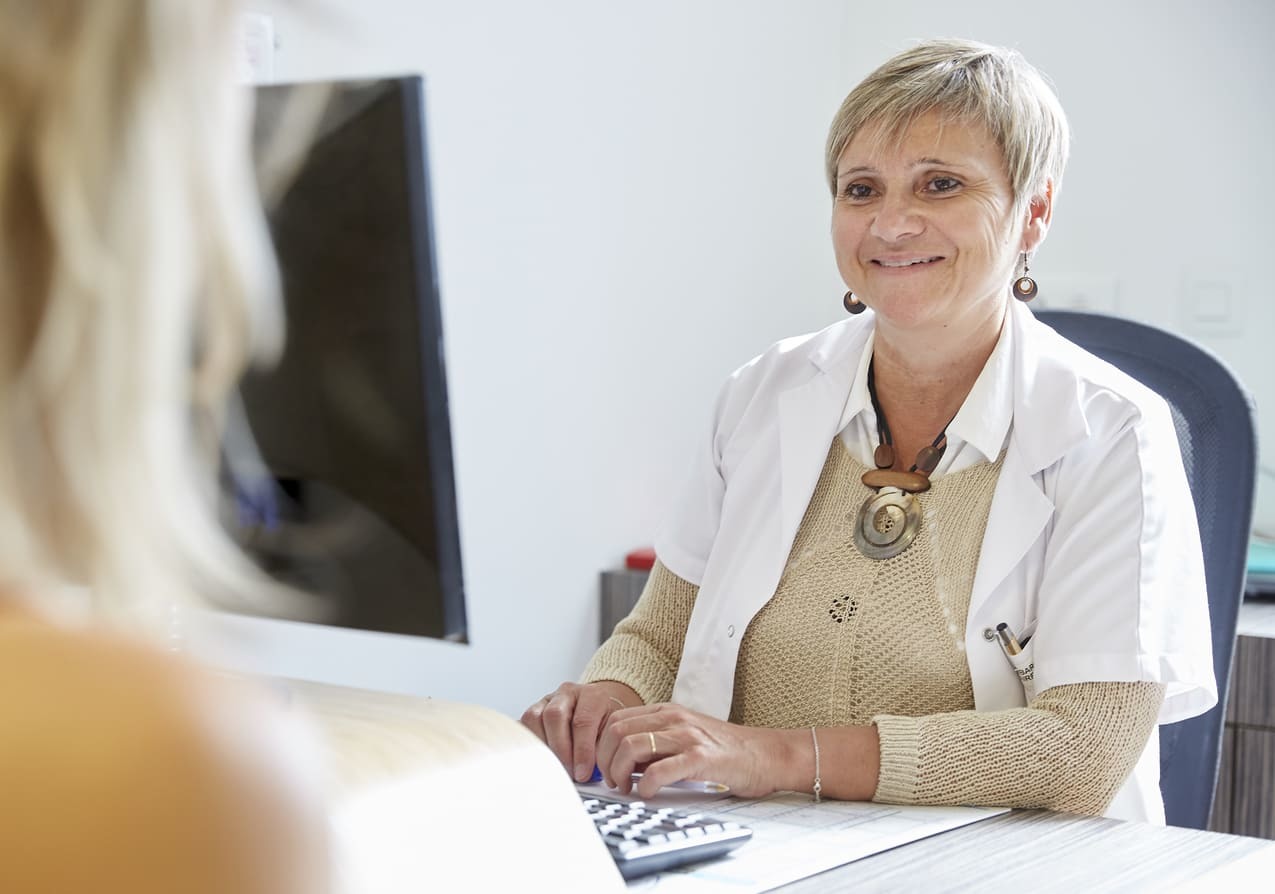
[[873, 681, 1165, 815], [579, 559, 698, 706]]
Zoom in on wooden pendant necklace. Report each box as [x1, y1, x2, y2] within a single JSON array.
[[852, 360, 953, 560]]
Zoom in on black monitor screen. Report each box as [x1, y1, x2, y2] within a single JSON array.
[[234, 76, 467, 643]]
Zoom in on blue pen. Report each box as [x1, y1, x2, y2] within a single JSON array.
[[588, 765, 730, 794]]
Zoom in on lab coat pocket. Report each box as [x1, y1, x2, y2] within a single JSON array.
[[994, 621, 1037, 703], [1006, 641, 1037, 702]]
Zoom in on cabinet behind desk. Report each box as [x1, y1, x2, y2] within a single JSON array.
[[1213, 599, 1275, 839]]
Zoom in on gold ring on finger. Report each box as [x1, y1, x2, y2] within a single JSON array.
[[648, 731, 657, 757]]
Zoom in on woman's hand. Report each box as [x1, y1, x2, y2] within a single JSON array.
[[596, 703, 798, 800], [520, 681, 641, 783]]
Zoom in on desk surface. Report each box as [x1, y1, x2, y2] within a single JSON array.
[[777, 808, 1275, 892], [287, 678, 1275, 893], [1239, 596, 1275, 637]]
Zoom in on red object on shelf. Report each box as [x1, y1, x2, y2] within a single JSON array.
[[625, 547, 657, 571]]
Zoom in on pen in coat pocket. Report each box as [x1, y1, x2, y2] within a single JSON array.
[[996, 621, 1038, 701], [996, 622, 1023, 656]]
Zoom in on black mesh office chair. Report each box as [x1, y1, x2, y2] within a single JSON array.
[[1035, 309, 1258, 830]]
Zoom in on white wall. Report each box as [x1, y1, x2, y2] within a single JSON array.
[[211, 0, 1275, 718]]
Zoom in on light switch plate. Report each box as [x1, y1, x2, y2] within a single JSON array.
[[239, 13, 276, 84]]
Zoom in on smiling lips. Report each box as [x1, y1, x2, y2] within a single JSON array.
[[873, 256, 944, 268]]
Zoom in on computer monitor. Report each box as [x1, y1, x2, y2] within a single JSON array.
[[231, 75, 467, 643]]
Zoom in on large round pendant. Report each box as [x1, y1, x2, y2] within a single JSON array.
[[853, 487, 922, 560]]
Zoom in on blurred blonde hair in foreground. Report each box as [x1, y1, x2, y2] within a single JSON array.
[[0, 3, 334, 892], [0, 0, 296, 626]]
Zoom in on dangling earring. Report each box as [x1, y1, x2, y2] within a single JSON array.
[[1012, 252, 1038, 302], [843, 290, 867, 315]]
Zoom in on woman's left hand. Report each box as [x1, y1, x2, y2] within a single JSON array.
[[595, 702, 796, 800]]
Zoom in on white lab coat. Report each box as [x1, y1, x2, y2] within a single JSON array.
[[655, 299, 1215, 823]]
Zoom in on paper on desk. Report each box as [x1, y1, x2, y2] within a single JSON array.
[[583, 787, 1007, 893]]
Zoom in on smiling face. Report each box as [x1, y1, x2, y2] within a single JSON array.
[[832, 110, 1047, 336]]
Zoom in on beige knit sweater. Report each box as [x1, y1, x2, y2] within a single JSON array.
[[583, 439, 1165, 815]]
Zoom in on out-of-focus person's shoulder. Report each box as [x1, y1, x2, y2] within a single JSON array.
[[0, 608, 330, 894]]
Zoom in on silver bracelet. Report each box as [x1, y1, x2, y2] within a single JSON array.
[[810, 726, 822, 803]]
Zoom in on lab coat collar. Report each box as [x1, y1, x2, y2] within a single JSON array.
[[965, 301, 1092, 620], [820, 307, 1028, 469], [780, 300, 1090, 510], [1004, 299, 1092, 474], [778, 318, 873, 545], [830, 328, 874, 435], [797, 301, 1091, 477]]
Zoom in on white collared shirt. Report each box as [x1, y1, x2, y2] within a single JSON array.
[[837, 314, 1014, 476]]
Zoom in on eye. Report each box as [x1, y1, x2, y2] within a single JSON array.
[[841, 182, 875, 200], [927, 176, 962, 193]]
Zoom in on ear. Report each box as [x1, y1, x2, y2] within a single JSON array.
[[1020, 179, 1054, 253]]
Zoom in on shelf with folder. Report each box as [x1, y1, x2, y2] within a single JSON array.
[[1247, 539, 1275, 598]]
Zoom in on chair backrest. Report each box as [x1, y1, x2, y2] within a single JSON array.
[[1035, 309, 1258, 830]]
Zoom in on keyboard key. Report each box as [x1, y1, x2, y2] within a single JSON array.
[[580, 792, 753, 881]]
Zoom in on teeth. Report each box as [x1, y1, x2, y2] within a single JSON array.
[[878, 257, 939, 268]]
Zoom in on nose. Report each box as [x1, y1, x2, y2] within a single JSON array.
[[870, 192, 925, 242]]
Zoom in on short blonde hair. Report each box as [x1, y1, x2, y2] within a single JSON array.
[[0, 1, 293, 622], [825, 38, 1070, 209]]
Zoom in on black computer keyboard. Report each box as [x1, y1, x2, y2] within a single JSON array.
[[582, 792, 753, 880]]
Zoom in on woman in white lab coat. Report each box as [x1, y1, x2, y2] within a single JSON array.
[[523, 38, 1213, 822]]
